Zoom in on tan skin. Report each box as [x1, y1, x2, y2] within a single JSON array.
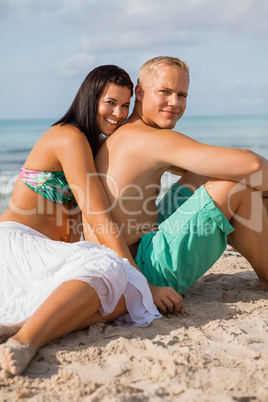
[[96, 65, 268, 295], [0, 84, 132, 246], [1, 82, 176, 379], [1, 82, 183, 312], [1, 127, 82, 242], [5, 63, 267, 377], [96, 67, 268, 245], [0, 78, 186, 378]]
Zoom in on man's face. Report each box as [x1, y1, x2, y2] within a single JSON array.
[[139, 66, 189, 129]]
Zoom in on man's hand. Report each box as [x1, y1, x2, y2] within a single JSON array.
[[149, 284, 184, 315]]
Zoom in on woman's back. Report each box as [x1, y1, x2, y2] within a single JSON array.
[[0, 125, 83, 242], [0, 64, 134, 249]]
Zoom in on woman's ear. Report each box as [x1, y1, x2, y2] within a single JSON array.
[[135, 84, 144, 101]]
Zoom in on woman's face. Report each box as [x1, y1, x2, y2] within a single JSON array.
[[97, 83, 131, 136]]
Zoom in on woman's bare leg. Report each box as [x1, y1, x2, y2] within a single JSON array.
[[11, 281, 103, 349], [0, 323, 24, 344], [85, 296, 127, 326], [0, 280, 127, 378]]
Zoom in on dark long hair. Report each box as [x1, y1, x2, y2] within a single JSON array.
[[53, 65, 133, 157]]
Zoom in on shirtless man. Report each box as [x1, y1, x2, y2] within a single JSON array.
[[95, 56, 268, 310]]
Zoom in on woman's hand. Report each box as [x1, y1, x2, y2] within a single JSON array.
[[149, 284, 184, 315]]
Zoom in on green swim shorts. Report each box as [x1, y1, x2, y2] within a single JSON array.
[[135, 183, 235, 295]]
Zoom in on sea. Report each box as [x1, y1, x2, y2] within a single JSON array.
[[0, 116, 267, 214]]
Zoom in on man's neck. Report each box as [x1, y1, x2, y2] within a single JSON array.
[[126, 102, 153, 128]]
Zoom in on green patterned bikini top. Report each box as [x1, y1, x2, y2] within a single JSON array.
[[19, 168, 76, 204]]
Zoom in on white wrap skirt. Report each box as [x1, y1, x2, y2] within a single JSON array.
[[0, 222, 161, 326]]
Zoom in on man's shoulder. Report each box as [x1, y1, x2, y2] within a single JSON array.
[[115, 120, 176, 140]]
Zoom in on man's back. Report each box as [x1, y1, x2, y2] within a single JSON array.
[[96, 61, 190, 246], [95, 118, 171, 246], [96, 56, 268, 298]]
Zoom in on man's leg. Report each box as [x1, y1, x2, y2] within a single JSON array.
[[179, 172, 268, 289], [137, 180, 234, 294], [204, 179, 268, 290], [138, 172, 268, 294]]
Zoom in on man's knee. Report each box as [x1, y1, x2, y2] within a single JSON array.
[[205, 179, 263, 228], [205, 178, 247, 196], [205, 179, 250, 214]]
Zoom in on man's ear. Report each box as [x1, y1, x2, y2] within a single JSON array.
[[135, 84, 144, 101]]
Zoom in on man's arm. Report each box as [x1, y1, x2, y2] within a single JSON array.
[[151, 129, 268, 191]]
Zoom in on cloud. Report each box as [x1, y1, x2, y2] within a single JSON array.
[[0, 0, 268, 35], [57, 0, 268, 36], [49, 0, 268, 77], [57, 53, 96, 77], [1, 0, 62, 19], [4, 0, 267, 36], [1, 0, 267, 118], [0, 0, 8, 20], [238, 98, 264, 104], [80, 29, 201, 54], [3, 0, 268, 53], [55, 29, 203, 78], [220, 79, 244, 88]]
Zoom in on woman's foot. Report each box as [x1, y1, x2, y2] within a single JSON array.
[[0, 324, 19, 344], [0, 339, 36, 378]]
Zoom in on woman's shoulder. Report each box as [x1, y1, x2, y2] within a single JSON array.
[[25, 124, 91, 169], [47, 123, 84, 138], [44, 124, 89, 149]]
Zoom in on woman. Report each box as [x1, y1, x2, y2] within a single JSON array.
[[0, 65, 163, 378]]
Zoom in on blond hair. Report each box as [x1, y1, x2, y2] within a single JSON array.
[[138, 56, 189, 88]]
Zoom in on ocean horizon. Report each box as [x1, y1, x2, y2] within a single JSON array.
[[0, 115, 267, 213]]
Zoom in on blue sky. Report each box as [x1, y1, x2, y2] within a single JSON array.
[[0, 0, 268, 119]]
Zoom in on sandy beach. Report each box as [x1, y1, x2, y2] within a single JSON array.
[[0, 247, 267, 401]]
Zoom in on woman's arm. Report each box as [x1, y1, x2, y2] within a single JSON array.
[[54, 127, 134, 259], [54, 126, 183, 314]]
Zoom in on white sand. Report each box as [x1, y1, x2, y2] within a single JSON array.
[[0, 248, 267, 401]]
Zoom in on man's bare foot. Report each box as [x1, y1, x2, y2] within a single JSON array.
[[0, 339, 36, 378], [0, 324, 19, 344]]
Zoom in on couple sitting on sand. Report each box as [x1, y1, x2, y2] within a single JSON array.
[[0, 56, 268, 378]]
